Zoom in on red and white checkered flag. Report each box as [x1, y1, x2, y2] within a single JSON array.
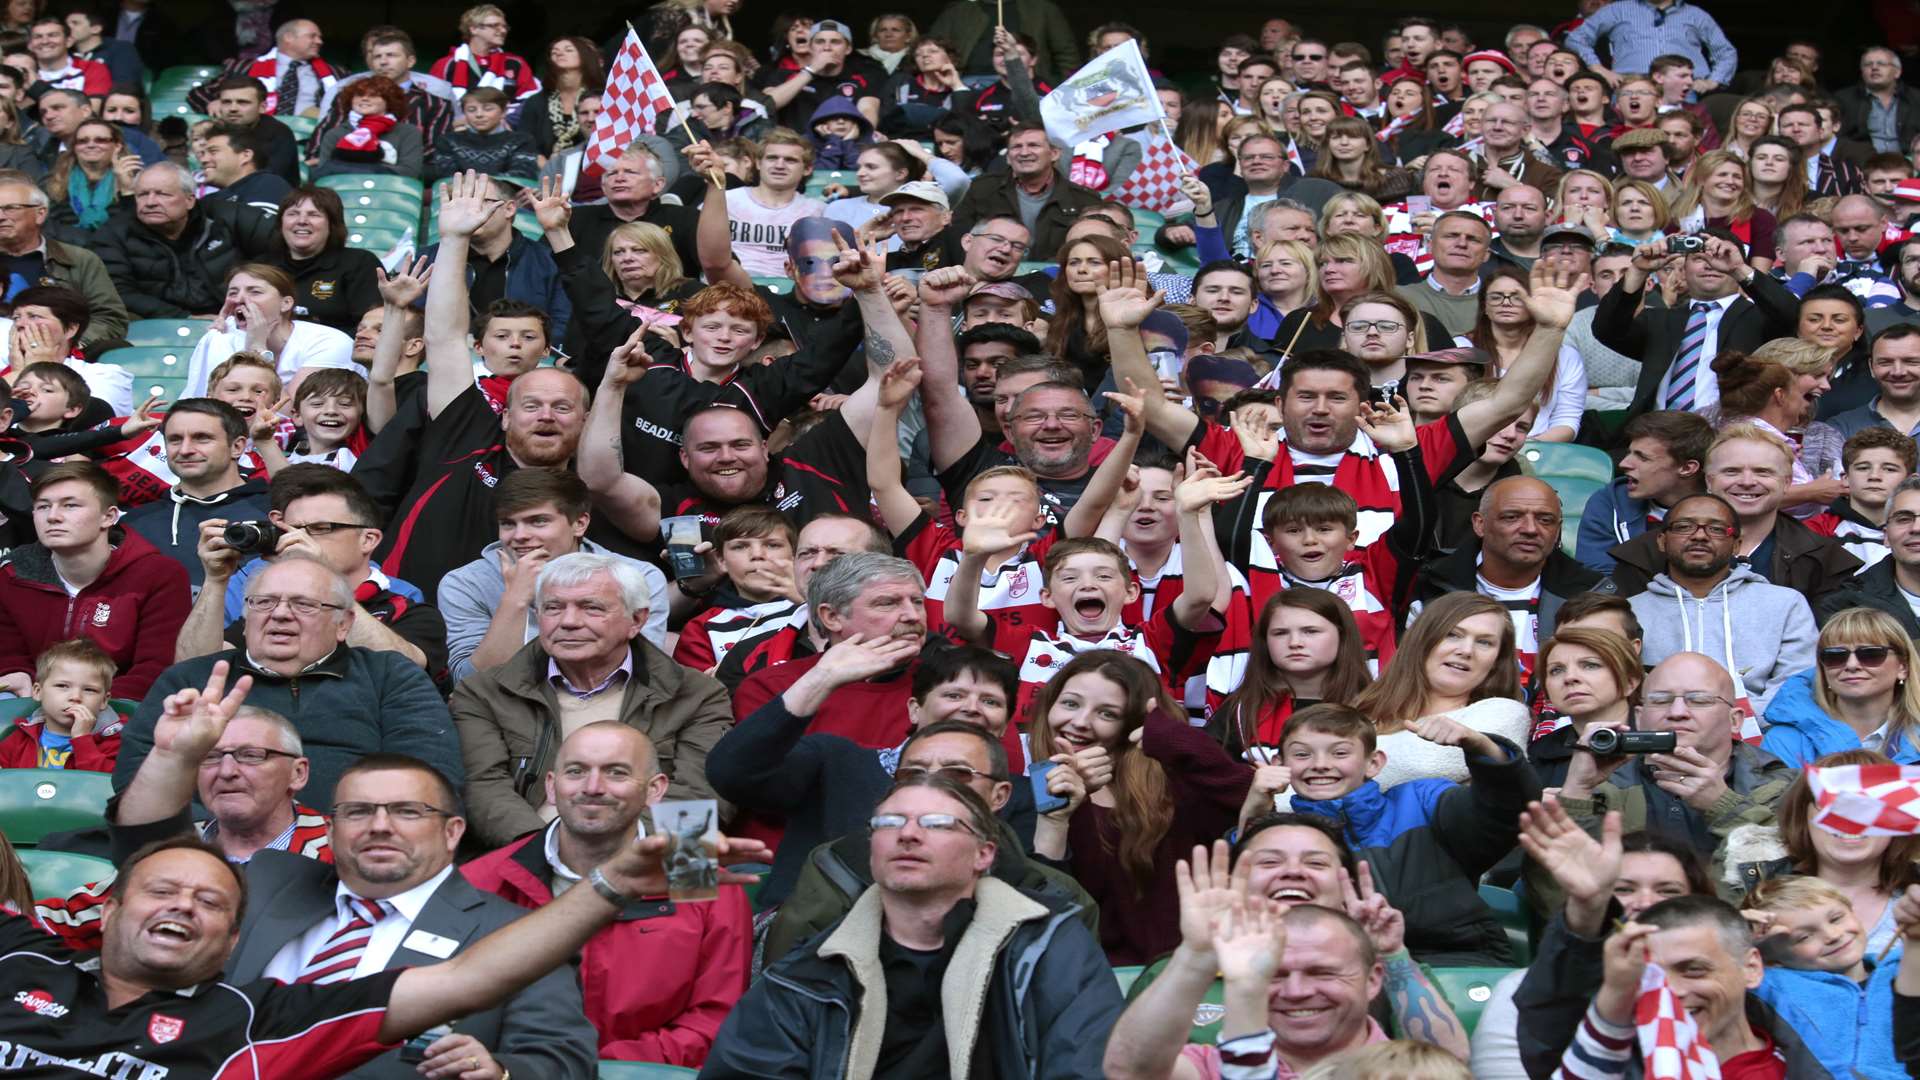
[[1809, 764, 1920, 836], [1636, 963, 1722, 1080], [1113, 129, 1197, 215], [584, 26, 678, 176]]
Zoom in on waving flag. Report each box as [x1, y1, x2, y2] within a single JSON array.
[[585, 26, 678, 176], [1636, 963, 1722, 1080], [1039, 40, 1162, 148], [1113, 129, 1198, 214], [1809, 764, 1920, 836]]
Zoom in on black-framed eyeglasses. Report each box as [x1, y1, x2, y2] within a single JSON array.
[[869, 812, 979, 837], [1819, 645, 1895, 669], [283, 521, 370, 537], [333, 801, 455, 824], [200, 746, 302, 768], [1661, 518, 1736, 538], [896, 764, 1005, 785]]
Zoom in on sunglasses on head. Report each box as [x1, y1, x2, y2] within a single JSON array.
[[1818, 645, 1894, 668]]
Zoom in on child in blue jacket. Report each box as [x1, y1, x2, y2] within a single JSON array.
[[1743, 874, 1906, 1079]]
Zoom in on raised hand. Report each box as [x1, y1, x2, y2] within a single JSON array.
[[530, 174, 572, 233], [14, 320, 62, 364], [1095, 258, 1165, 331], [1174, 446, 1253, 513], [960, 499, 1039, 556], [600, 832, 772, 898], [1041, 754, 1089, 817], [1176, 173, 1213, 218], [119, 394, 166, 438], [917, 265, 977, 309], [1630, 238, 1671, 273], [683, 139, 724, 185], [829, 231, 888, 292], [1595, 921, 1656, 1024], [1102, 377, 1148, 437], [603, 325, 653, 389], [1517, 800, 1623, 906], [1645, 746, 1731, 812], [437, 170, 501, 240], [1703, 234, 1748, 276], [1338, 860, 1407, 955], [1212, 898, 1289, 987], [877, 356, 923, 410], [812, 632, 923, 686], [248, 391, 290, 442], [240, 297, 281, 352], [376, 255, 433, 307], [1403, 712, 1500, 759], [1355, 394, 1416, 452], [1233, 414, 1280, 463], [1175, 839, 1252, 956], [1523, 261, 1588, 329], [151, 660, 254, 760]]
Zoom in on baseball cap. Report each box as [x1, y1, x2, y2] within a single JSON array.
[[878, 180, 949, 211], [810, 19, 853, 42], [1541, 222, 1597, 248]]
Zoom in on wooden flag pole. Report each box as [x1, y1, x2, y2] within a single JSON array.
[[625, 21, 724, 189], [996, 0, 1004, 29]]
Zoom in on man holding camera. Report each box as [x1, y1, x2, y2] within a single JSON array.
[[173, 465, 449, 684], [113, 552, 459, 810], [122, 400, 270, 591]]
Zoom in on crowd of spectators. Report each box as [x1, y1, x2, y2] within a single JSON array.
[[7, 0, 1920, 1077]]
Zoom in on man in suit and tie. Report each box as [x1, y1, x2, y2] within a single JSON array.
[[1779, 102, 1866, 197], [1592, 229, 1802, 423], [114, 666, 601, 1080]]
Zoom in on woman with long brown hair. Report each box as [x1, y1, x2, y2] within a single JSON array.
[[1043, 232, 1133, 384], [1309, 116, 1417, 200], [1355, 592, 1528, 787], [1211, 588, 1373, 761], [1467, 265, 1584, 439], [42, 117, 131, 240], [1029, 650, 1251, 963], [521, 36, 606, 156], [1749, 135, 1811, 221]]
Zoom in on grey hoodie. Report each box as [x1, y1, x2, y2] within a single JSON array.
[[1628, 564, 1818, 713], [438, 539, 669, 683]]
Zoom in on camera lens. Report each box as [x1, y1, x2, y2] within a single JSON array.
[[1586, 727, 1619, 754]]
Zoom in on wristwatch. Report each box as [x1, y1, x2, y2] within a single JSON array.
[[588, 867, 633, 905]]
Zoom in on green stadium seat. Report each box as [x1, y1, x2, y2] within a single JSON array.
[[20, 849, 114, 899], [123, 318, 210, 347], [345, 207, 421, 233], [1519, 441, 1614, 484], [316, 174, 426, 199], [803, 169, 854, 198], [337, 190, 423, 215], [1124, 955, 1225, 1043], [0, 769, 114, 846], [751, 276, 792, 295], [281, 115, 319, 143], [1131, 209, 1168, 233], [346, 228, 409, 255], [99, 345, 189, 383], [596, 1063, 698, 1078], [1421, 965, 1517, 1038], [1543, 476, 1606, 557], [1478, 883, 1534, 964]]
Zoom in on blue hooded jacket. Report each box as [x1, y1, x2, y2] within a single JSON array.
[[808, 95, 877, 170], [1753, 946, 1905, 1080], [1575, 476, 1650, 573], [1761, 669, 1920, 767], [1290, 776, 1455, 850]]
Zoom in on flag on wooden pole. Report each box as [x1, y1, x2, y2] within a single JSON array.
[[584, 26, 678, 176]]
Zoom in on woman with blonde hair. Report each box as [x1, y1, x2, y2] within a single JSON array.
[[1670, 150, 1776, 269], [1029, 649, 1251, 963], [1175, 100, 1230, 166], [1291, 90, 1342, 173], [558, 216, 710, 375], [1269, 232, 1410, 352], [1247, 238, 1318, 339], [1609, 178, 1671, 244], [1301, 1040, 1472, 1080], [1553, 169, 1614, 233], [1710, 338, 1844, 511], [42, 116, 129, 238], [1355, 591, 1529, 787], [1723, 97, 1776, 160], [1320, 191, 1420, 284], [1764, 609, 1920, 766]]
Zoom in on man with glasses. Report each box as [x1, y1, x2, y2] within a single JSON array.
[[1288, 38, 1330, 88], [461, 721, 752, 1065], [958, 214, 1035, 287], [705, 772, 1120, 1078], [1837, 47, 1920, 155], [429, 3, 540, 102], [113, 551, 460, 810], [452, 552, 731, 849], [176, 465, 446, 683], [1818, 475, 1920, 637], [95, 161, 278, 319], [1472, 101, 1564, 201], [0, 177, 127, 349], [1622, 492, 1817, 713], [1555, 650, 1795, 887]]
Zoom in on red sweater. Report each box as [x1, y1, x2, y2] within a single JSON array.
[[461, 830, 750, 1065], [0, 711, 122, 771], [0, 531, 190, 698]]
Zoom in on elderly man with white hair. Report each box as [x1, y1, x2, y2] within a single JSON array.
[[93, 159, 278, 318], [451, 551, 735, 848], [113, 551, 459, 810]]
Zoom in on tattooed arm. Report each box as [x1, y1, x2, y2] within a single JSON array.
[[831, 237, 919, 451], [578, 329, 663, 543], [1383, 949, 1471, 1060]]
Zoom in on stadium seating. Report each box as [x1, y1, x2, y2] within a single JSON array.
[[1112, 964, 1145, 994], [123, 318, 211, 347], [19, 849, 113, 898], [1123, 955, 1225, 1044], [97, 346, 192, 404], [1478, 883, 1534, 965], [1518, 442, 1614, 557], [596, 1063, 698, 1078], [317, 174, 426, 199], [0, 769, 114, 846], [1421, 965, 1516, 1037]]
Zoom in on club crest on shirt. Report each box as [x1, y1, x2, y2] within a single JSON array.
[[148, 1013, 184, 1043], [90, 602, 111, 626], [1008, 568, 1030, 598], [311, 279, 338, 300]]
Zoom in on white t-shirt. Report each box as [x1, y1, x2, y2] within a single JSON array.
[[725, 187, 826, 276], [183, 319, 359, 398]]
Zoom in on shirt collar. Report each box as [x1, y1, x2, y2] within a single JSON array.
[[1426, 273, 1481, 295], [335, 863, 453, 924], [547, 649, 635, 698], [542, 816, 646, 886]]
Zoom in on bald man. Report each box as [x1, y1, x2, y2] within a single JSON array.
[[1551, 651, 1794, 886], [1410, 475, 1610, 679], [460, 722, 751, 1066]]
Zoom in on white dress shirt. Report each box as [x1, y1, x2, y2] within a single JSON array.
[[1652, 291, 1738, 413], [262, 864, 455, 983]]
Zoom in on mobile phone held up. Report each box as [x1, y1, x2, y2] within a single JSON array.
[[1028, 761, 1068, 814]]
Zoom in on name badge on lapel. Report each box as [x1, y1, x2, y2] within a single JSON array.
[[401, 929, 459, 959]]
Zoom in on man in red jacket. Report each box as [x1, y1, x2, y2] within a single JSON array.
[[461, 721, 750, 1067], [0, 461, 188, 699]]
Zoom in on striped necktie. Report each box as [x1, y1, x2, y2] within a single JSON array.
[[295, 896, 388, 984], [1664, 301, 1713, 412], [274, 60, 301, 116]]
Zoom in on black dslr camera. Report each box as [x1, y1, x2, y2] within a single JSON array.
[[222, 521, 283, 556], [1584, 727, 1678, 756]]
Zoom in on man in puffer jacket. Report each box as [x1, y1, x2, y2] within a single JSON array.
[[700, 774, 1122, 1080], [92, 162, 278, 318]]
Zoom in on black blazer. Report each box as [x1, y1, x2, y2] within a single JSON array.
[[228, 851, 599, 1079], [1591, 272, 1801, 418]]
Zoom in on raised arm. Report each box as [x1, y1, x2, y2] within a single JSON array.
[[868, 357, 927, 537], [367, 257, 431, 433], [115, 662, 254, 828], [830, 236, 918, 447], [1339, 862, 1470, 1060], [1454, 261, 1584, 449], [686, 140, 754, 289], [424, 170, 496, 419], [943, 502, 1037, 647], [1099, 259, 1198, 450], [915, 266, 986, 472], [174, 521, 244, 662], [1170, 449, 1251, 625], [579, 328, 664, 542], [1062, 383, 1146, 538]]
